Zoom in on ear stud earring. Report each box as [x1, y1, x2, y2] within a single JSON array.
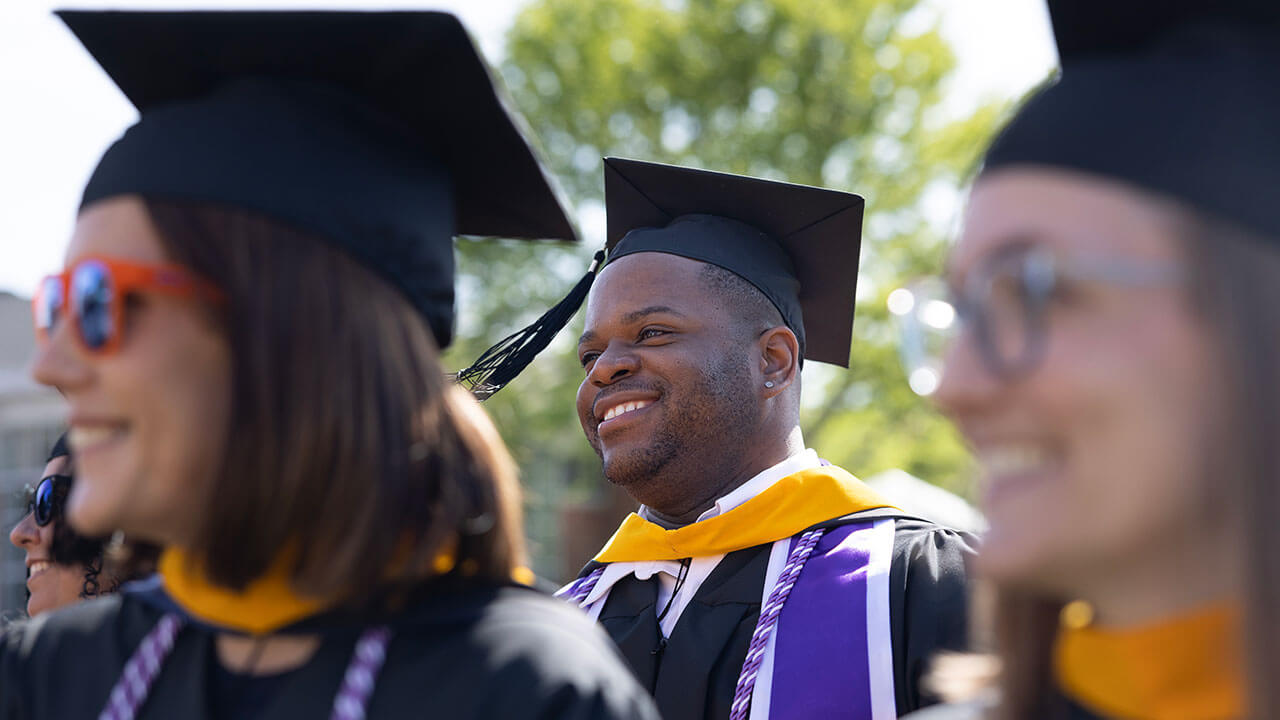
[[764, 381, 775, 388]]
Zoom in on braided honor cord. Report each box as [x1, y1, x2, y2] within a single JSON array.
[[728, 528, 827, 720], [562, 566, 606, 607], [97, 615, 394, 720], [98, 613, 185, 720], [330, 626, 393, 720]]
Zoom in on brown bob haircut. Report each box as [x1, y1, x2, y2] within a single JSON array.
[[142, 197, 526, 600], [968, 205, 1280, 720]]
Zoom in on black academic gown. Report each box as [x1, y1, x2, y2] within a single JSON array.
[[581, 510, 976, 720], [0, 581, 660, 720], [1068, 701, 1106, 719], [902, 695, 1108, 719]]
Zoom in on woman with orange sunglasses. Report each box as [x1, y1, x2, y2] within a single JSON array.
[[2, 10, 656, 720]]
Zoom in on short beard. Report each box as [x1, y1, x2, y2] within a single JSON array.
[[599, 350, 756, 514]]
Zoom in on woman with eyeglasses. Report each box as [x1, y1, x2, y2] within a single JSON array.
[[898, 2, 1279, 719], [0, 10, 656, 720]]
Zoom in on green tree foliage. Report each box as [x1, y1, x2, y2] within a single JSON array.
[[441, 0, 1004, 574]]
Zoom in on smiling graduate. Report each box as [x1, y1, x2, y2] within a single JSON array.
[[467, 158, 976, 719]]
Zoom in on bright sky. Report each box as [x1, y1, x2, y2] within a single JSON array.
[[0, 0, 1054, 298]]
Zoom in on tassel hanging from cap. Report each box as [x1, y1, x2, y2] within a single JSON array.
[[455, 249, 607, 400]]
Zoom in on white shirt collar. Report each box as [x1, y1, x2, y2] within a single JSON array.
[[702, 448, 820, 519], [639, 448, 821, 524], [580, 449, 822, 607]]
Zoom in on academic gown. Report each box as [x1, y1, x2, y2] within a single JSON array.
[[580, 509, 975, 720], [1066, 700, 1107, 719], [900, 695, 1106, 719], [0, 580, 660, 720], [1046, 698, 1142, 719]]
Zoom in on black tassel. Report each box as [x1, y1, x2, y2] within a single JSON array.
[[455, 250, 607, 400]]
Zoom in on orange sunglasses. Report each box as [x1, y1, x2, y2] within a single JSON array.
[[33, 256, 225, 356]]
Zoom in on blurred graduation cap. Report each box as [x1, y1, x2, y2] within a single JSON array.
[[983, 0, 1280, 240], [60, 10, 577, 349], [459, 158, 864, 398]]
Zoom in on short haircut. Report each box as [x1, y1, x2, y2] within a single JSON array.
[[698, 262, 786, 339], [145, 198, 525, 599]]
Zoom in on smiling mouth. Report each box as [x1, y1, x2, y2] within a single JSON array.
[[977, 443, 1062, 503], [980, 444, 1053, 478], [68, 425, 127, 455], [602, 400, 652, 422], [28, 561, 52, 580]]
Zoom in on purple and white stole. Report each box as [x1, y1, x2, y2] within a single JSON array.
[[563, 517, 897, 720], [742, 518, 897, 720]]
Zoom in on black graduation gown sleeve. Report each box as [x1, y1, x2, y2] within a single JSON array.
[[883, 518, 979, 713], [0, 585, 660, 720], [0, 591, 155, 720], [902, 695, 1113, 719], [1068, 700, 1108, 719], [586, 512, 977, 720], [902, 693, 1114, 719]]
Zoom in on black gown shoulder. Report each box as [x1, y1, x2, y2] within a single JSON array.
[[878, 515, 978, 712], [583, 509, 978, 719], [0, 583, 660, 720], [805, 509, 977, 713]]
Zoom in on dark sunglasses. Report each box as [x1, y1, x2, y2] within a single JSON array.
[[26, 474, 73, 527], [33, 256, 225, 356]]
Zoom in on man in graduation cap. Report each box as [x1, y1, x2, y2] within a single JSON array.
[[466, 158, 975, 718]]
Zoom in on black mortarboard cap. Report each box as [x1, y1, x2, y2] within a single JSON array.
[[60, 10, 577, 349], [457, 158, 863, 398], [601, 158, 864, 366], [983, 0, 1280, 240]]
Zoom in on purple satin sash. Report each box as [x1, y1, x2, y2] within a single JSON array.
[[561, 517, 898, 720], [766, 518, 896, 720]]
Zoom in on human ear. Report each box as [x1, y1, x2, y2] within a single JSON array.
[[759, 326, 799, 398]]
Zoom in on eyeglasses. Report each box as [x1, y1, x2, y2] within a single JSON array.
[[889, 242, 1183, 394], [26, 474, 72, 527], [33, 256, 225, 356]]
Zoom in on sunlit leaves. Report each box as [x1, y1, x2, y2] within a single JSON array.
[[447, 0, 1006, 572]]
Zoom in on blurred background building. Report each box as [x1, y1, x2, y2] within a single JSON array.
[[0, 292, 65, 615]]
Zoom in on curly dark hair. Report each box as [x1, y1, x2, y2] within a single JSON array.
[[48, 512, 112, 598], [39, 434, 156, 598]]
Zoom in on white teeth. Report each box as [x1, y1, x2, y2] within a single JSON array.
[[603, 400, 651, 422], [67, 426, 121, 453], [29, 561, 51, 576], [979, 445, 1052, 478]]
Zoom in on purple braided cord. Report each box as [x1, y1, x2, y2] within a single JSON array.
[[96, 615, 392, 720], [98, 613, 185, 720], [330, 625, 393, 720], [728, 528, 827, 720], [562, 566, 606, 607]]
